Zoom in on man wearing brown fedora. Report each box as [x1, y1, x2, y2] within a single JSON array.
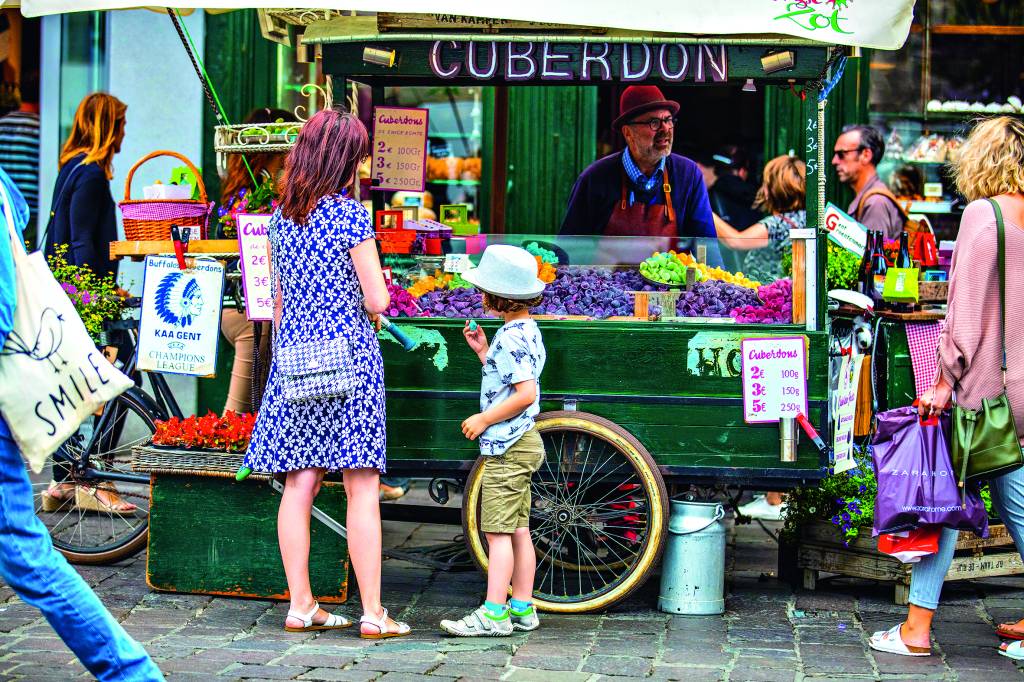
[[560, 85, 718, 260]]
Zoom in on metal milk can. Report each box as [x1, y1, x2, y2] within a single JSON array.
[[658, 500, 726, 615]]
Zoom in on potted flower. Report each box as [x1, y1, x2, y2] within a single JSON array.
[[217, 177, 279, 239], [48, 243, 125, 347]]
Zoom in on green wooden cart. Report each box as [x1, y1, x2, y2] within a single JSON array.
[[297, 15, 852, 613]]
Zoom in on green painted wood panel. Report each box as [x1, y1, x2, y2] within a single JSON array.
[[382, 319, 828, 471], [504, 87, 597, 234], [147, 475, 349, 603]]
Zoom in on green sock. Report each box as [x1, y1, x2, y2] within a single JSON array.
[[483, 600, 509, 617], [509, 598, 532, 614]]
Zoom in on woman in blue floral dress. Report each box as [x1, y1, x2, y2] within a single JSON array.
[[243, 110, 409, 638]]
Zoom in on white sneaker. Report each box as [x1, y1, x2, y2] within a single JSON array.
[[738, 495, 785, 521], [440, 605, 513, 637]]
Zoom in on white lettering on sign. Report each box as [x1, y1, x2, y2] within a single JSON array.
[[236, 213, 274, 322], [741, 336, 809, 424], [427, 41, 728, 83], [372, 106, 429, 193]]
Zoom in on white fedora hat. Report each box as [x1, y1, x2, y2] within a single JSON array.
[[462, 245, 546, 300]]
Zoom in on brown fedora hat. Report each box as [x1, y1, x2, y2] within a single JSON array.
[[613, 85, 680, 131]]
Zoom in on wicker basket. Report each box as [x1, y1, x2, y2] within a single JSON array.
[[119, 150, 212, 241]]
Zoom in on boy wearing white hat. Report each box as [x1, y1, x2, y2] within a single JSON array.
[[440, 245, 547, 637]]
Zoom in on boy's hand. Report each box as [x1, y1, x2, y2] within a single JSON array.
[[463, 321, 488, 357], [462, 413, 491, 440]]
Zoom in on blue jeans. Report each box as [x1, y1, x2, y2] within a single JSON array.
[[0, 420, 164, 681], [909, 462, 1024, 610]]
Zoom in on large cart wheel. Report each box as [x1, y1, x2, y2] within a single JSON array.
[[462, 411, 668, 613]]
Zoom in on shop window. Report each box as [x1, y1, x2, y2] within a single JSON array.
[[58, 12, 106, 144]]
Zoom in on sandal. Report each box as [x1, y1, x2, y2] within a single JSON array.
[[359, 608, 411, 640], [1000, 641, 1024, 660], [74, 485, 138, 515], [40, 482, 75, 512], [868, 624, 931, 657], [996, 623, 1024, 641], [284, 600, 352, 633]]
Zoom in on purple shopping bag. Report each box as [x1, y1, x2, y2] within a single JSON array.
[[871, 406, 988, 537]]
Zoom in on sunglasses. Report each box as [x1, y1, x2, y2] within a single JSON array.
[[626, 115, 677, 131], [832, 147, 864, 160]]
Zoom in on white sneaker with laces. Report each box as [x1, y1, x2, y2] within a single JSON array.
[[440, 605, 513, 637], [738, 495, 785, 521]]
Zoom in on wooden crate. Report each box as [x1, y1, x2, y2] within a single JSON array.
[[797, 521, 1022, 605], [147, 473, 349, 603]]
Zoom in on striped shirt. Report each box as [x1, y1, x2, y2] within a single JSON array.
[[937, 199, 1024, 445], [0, 110, 40, 215]]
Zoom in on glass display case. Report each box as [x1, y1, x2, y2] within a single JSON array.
[[868, 0, 1024, 238], [379, 234, 796, 326]]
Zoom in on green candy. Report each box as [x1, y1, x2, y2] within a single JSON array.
[[235, 466, 252, 482]]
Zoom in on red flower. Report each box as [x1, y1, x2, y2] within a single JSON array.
[[153, 411, 258, 451]]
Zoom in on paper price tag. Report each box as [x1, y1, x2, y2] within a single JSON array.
[[236, 214, 274, 321], [741, 336, 809, 424], [831, 354, 860, 473], [371, 106, 429, 192]]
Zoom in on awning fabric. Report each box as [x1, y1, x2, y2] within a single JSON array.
[[7, 1, 915, 51]]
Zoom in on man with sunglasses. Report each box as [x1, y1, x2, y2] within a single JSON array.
[[560, 86, 720, 264], [833, 124, 904, 239]]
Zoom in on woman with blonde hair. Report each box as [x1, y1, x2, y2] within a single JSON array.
[[869, 116, 1024, 659], [44, 92, 126, 279], [41, 93, 134, 515], [712, 154, 806, 285]]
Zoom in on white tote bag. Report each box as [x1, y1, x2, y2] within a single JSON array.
[[0, 181, 132, 472]]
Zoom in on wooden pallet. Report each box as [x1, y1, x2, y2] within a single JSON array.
[[797, 521, 1023, 604]]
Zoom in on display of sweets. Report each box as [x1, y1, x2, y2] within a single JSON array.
[[384, 283, 425, 318], [417, 287, 490, 319], [675, 280, 760, 318], [639, 252, 692, 286], [524, 241, 559, 265], [674, 252, 761, 289], [730, 279, 793, 324]]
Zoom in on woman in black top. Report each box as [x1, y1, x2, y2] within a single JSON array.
[[40, 93, 133, 515], [44, 93, 126, 279]]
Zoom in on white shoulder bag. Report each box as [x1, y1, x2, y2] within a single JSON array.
[[0, 181, 133, 472]]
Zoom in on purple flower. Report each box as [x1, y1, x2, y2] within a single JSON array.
[[81, 292, 92, 305], [62, 282, 78, 295], [841, 511, 851, 522]]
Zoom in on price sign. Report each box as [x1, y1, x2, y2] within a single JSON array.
[[236, 213, 274, 321], [831, 354, 861, 474], [371, 106, 428, 192], [741, 336, 809, 424]]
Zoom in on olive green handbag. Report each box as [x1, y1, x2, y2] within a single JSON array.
[[950, 198, 1023, 491]]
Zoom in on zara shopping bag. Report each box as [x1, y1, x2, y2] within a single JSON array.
[[872, 406, 988, 537], [0, 181, 132, 472]]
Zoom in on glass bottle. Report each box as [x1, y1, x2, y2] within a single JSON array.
[[896, 231, 913, 269], [870, 231, 888, 310]]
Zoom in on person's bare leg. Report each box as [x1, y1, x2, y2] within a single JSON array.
[[900, 603, 935, 648], [510, 527, 535, 603], [279, 468, 332, 628], [485, 532, 514, 605], [344, 468, 402, 634]]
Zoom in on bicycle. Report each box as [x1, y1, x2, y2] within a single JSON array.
[[30, 298, 184, 564]]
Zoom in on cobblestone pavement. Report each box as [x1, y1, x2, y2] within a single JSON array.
[[2, 488, 1024, 681]]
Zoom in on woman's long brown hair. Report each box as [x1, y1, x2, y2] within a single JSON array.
[[278, 109, 369, 224], [59, 93, 127, 180]]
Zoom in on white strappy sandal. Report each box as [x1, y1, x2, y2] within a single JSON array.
[[359, 607, 411, 639], [283, 600, 352, 633]]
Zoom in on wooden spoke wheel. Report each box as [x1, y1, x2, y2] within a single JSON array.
[[462, 411, 668, 613]]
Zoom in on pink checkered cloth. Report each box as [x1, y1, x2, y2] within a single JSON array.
[[905, 321, 945, 397]]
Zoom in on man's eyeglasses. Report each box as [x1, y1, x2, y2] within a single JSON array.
[[627, 115, 677, 131], [832, 147, 863, 160]]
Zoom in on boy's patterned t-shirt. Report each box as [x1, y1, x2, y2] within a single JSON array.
[[477, 319, 546, 456]]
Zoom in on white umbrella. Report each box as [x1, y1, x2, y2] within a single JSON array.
[[6, 1, 915, 50]]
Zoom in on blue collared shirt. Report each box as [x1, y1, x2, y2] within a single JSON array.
[[621, 148, 666, 207]]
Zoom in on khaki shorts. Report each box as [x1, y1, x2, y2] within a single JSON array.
[[479, 428, 545, 534]]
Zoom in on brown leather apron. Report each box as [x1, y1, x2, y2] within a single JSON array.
[[604, 168, 678, 238]]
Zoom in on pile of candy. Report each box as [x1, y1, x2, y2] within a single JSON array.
[[675, 252, 761, 290], [639, 252, 691, 286], [406, 270, 473, 298], [525, 242, 559, 265], [536, 256, 557, 284], [418, 287, 490, 319], [675, 280, 760, 318], [384, 283, 424, 318], [730, 279, 793, 324]]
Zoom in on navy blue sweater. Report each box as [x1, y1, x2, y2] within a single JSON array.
[[45, 154, 118, 278]]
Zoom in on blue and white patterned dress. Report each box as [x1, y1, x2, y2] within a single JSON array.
[[243, 194, 386, 473]]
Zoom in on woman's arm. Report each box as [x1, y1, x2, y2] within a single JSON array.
[[713, 214, 769, 251], [351, 239, 390, 315]]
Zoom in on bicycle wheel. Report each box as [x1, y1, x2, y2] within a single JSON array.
[[462, 411, 668, 613], [30, 391, 156, 564]]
